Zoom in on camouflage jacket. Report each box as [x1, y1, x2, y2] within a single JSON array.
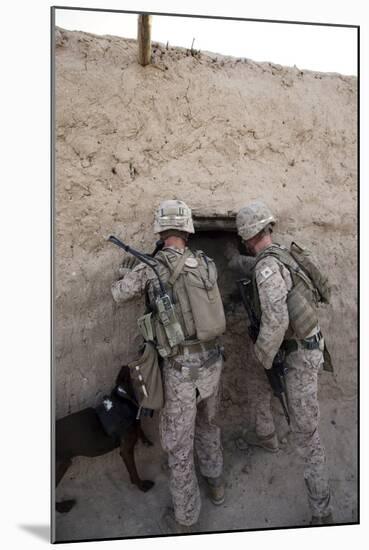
[[111, 245, 186, 304], [253, 250, 293, 369]]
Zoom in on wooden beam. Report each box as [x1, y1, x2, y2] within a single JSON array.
[[137, 14, 152, 66]]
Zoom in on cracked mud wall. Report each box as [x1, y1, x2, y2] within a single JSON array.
[[54, 27, 357, 421]]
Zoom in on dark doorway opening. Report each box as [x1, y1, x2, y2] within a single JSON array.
[[188, 222, 252, 430], [189, 229, 243, 309]]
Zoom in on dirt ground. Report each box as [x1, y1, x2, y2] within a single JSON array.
[[55, 390, 357, 541], [53, 27, 357, 541]]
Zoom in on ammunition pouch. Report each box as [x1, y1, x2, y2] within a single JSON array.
[[154, 317, 179, 358], [155, 293, 185, 351], [137, 312, 155, 342], [137, 302, 184, 359]]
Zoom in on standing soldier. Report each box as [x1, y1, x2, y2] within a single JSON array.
[[234, 200, 333, 526], [111, 200, 226, 533]]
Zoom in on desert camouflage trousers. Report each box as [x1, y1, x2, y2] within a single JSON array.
[[252, 346, 332, 518], [159, 348, 223, 526]]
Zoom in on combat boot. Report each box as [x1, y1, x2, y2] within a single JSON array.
[[242, 431, 279, 453], [310, 513, 334, 526], [160, 507, 198, 535], [205, 475, 225, 505]]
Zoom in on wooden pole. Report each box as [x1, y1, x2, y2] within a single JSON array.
[[137, 14, 152, 66]]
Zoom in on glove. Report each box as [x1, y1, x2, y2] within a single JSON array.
[[118, 256, 139, 278]]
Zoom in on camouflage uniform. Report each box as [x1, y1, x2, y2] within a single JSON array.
[[160, 349, 223, 526], [252, 251, 331, 518], [111, 246, 223, 526]]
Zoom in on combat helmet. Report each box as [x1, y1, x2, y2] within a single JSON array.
[[154, 200, 195, 235], [236, 200, 276, 241]]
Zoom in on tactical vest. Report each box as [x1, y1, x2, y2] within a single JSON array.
[[251, 243, 326, 339], [143, 248, 226, 357]]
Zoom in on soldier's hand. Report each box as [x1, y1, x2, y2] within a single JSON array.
[[223, 240, 240, 261], [118, 256, 139, 278]]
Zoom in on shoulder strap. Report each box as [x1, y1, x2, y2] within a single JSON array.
[[168, 249, 193, 286], [256, 244, 314, 290], [156, 249, 193, 287]]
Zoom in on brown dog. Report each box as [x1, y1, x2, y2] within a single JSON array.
[[55, 366, 154, 513]]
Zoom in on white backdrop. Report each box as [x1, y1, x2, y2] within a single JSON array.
[[55, 8, 357, 75]]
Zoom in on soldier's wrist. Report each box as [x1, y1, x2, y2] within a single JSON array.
[[254, 343, 272, 370]]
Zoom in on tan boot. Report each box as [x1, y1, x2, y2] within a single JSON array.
[[205, 476, 225, 505], [243, 431, 279, 453], [310, 513, 334, 526]]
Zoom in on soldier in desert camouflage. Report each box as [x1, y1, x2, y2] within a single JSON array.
[[111, 200, 225, 533], [231, 200, 333, 526]]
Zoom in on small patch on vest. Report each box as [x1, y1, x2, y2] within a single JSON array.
[[185, 258, 198, 268], [260, 266, 273, 282], [103, 398, 113, 411]]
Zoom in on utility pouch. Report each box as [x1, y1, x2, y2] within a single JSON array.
[[128, 342, 164, 410], [137, 312, 155, 342]]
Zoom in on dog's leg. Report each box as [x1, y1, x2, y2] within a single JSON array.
[[55, 459, 76, 513], [55, 458, 72, 487], [119, 427, 154, 492]]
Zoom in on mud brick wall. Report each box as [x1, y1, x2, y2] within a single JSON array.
[[54, 28, 357, 419]]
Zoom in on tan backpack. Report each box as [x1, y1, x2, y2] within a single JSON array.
[[158, 249, 226, 344]]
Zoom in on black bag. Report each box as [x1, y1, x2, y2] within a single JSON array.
[[96, 394, 137, 439]]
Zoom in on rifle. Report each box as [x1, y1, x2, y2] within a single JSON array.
[[108, 235, 165, 292], [237, 278, 290, 426], [108, 235, 185, 349]]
